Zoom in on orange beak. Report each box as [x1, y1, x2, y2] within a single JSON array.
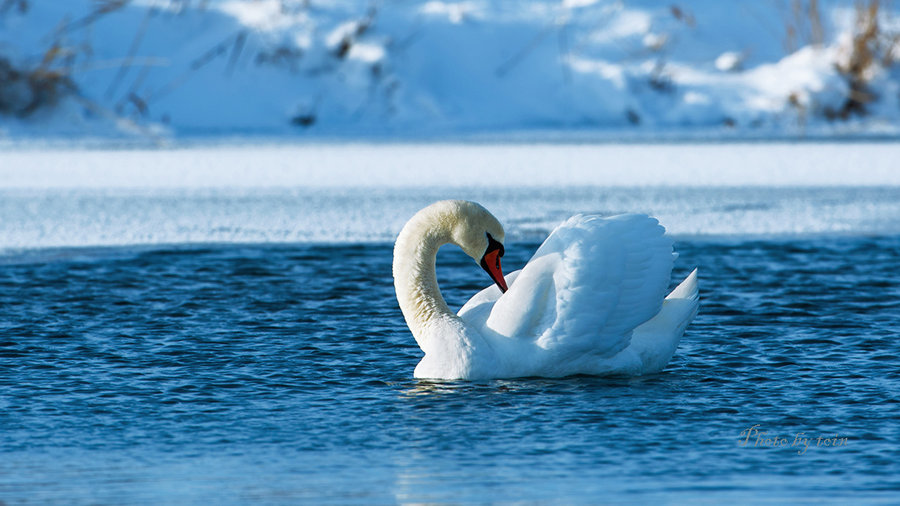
[[480, 238, 507, 293]]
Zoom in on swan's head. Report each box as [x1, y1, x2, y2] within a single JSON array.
[[448, 201, 508, 293]]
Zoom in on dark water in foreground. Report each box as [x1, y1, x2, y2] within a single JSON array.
[[1, 238, 899, 504]]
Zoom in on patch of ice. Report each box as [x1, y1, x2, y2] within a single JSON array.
[[683, 92, 710, 105], [4, 143, 900, 189], [567, 57, 626, 87], [590, 9, 652, 44], [348, 43, 385, 63], [746, 46, 847, 113], [218, 0, 308, 30], [420, 2, 480, 24], [715, 52, 744, 72], [562, 0, 600, 9], [2, 143, 900, 252], [643, 33, 669, 51], [326, 21, 362, 49]]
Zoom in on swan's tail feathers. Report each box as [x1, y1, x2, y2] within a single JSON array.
[[631, 268, 699, 374], [666, 268, 699, 302]]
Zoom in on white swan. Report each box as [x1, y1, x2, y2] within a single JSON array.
[[393, 200, 699, 380]]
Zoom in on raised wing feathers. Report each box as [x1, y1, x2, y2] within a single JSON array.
[[462, 214, 673, 359]]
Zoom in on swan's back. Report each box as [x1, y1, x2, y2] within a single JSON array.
[[460, 214, 675, 362]]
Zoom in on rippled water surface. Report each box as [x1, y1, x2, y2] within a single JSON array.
[[2, 237, 899, 503]]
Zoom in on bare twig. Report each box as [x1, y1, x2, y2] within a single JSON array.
[[144, 32, 242, 104], [829, 0, 884, 119], [670, 5, 696, 27], [0, 0, 28, 16], [558, 22, 571, 83], [496, 23, 555, 77], [225, 31, 247, 76], [105, 6, 156, 99], [56, 0, 129, 35], [71, 92, 166, 144], [809, 0, 824, 46]]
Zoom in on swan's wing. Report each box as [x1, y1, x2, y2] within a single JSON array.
[[461, 214, 674, 359], [457, 269, 522, 330]]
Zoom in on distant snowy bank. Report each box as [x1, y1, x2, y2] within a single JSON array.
[[1, 0, 900, 139]]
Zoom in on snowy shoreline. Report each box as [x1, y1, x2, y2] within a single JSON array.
[[3, 129, 900, 152], [2, 1, 899, 139]]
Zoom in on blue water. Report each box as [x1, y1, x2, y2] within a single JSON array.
[[2, 237, 899, 503]]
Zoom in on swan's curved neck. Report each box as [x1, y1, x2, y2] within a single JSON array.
[[393, 213, 457, 348]]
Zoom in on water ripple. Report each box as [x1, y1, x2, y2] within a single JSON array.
[[1, 237, 898, 503]]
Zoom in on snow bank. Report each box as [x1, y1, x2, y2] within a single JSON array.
[[1, 0, 899, 139]]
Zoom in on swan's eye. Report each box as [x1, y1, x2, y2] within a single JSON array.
[[485, 233, 504, 257]]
